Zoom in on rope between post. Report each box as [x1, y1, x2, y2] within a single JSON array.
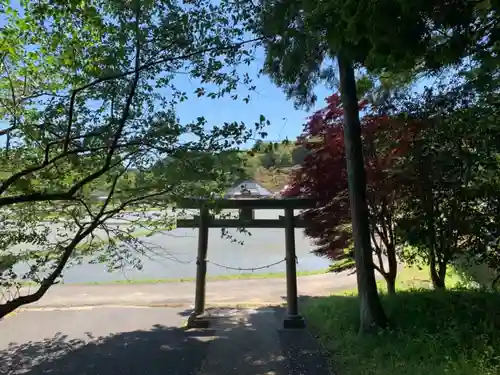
[[206, 258, 287, 272]]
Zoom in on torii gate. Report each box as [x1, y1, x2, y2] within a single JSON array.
[[176, 197, 314, 329]]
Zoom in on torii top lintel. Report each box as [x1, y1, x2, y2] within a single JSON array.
[[177, 197, 315, 210]]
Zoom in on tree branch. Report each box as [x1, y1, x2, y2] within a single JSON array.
[[0, 126, 15, 137], [0, 220, 98, 318], [66, 6, 143, 195], [95, 159, 134, 220], [0, 141, 143, 197], [62, 36, 263, 151], [0, 149, 138, 207], [370, 225, 386, 275], [0, 192, 77, 206]]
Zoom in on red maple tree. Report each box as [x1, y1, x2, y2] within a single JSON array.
[[287, 93, 417, 294]]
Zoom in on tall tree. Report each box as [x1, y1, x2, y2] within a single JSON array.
[[395, 83, 500, 290], [288, 93, 416, 294], [337, 56, 388, 328], [0, 0, 262, 318], [254, 0, 491, 332]]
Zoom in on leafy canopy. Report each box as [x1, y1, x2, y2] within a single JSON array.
[[289, 94, 416, 286], [256, 0, 489, 107], [0, 0, 264, 316]]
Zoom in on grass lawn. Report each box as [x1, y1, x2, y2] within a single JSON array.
[[303, 266, 500, 375], [62, 268, 329, 285], [17, 268, 329, 286]]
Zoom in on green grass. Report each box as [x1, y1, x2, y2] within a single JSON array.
[[63, 268, 329, 285], [328, 257, 355, 273], [17, 268, 327, 286], [303, 266, 500, 375]]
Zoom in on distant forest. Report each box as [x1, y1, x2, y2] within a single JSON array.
[[108, 141, 308, 198], [242, 140, 307, 191]]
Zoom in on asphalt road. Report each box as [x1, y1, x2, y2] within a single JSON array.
[[0, 307, 212, 375], [17, 271, 361, 309], [0, 306, 330, 375]]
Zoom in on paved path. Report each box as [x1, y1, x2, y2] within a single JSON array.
[[0, 306, 331, 375], [16, 271, 360, 309]]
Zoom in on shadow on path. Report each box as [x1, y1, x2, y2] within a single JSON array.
[[0, 306, 331, 375], [1, 324, 213, 375]]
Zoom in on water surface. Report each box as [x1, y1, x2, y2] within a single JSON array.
[[13, 209, 330, 283]]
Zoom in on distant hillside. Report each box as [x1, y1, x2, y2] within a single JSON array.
[[251, 166, 294, 192], [241, 141, 307, 192], [119, 140, 306, 194]]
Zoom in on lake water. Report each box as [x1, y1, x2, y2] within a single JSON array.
[[12, 209, 331, 283]]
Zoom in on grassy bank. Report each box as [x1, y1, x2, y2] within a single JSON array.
[[303, 267, 500, 375], [58, 268, 329, 285]]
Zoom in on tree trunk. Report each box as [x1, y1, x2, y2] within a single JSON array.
[[431, 271, 446, 289], [337, 53, 388, 333], [430, 255, 447, 290], [0, 301, 23, 320], [386, 244, 398, 295], [0, 226, 94, 319], [0, 284, 49, 319], [384, 274, 396, 295]]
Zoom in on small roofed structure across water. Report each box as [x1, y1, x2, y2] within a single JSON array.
[[224, 180, 273, 198]]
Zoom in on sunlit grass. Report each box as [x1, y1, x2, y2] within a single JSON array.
[[304, 266, 500, 375], [64, 268, 329, 285]]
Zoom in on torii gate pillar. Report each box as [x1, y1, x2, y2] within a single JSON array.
[[283, 206, 306, 328]]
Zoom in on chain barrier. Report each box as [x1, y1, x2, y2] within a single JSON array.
[[205, 256, 298, 272]]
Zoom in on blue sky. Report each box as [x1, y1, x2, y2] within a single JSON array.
[[175, 75, 328, 144], [0, 47, 329, 150], [172, 50, 429, 147], [0, 3, 330, 149], [0, 0, 327, 147], [173, 48, 331, 146], [1, 1, 430, 150]]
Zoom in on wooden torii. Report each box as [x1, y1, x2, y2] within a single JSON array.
[[176, 197, 315, 329]]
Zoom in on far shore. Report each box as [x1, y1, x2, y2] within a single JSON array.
[[20, 268, 330, 287]]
